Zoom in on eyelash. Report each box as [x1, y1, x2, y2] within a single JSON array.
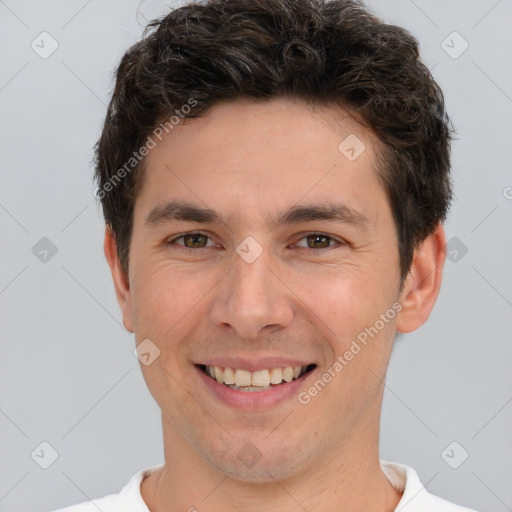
[[166, 231, 345, 253]]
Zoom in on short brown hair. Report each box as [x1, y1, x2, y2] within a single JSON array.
[[94, 0, 453, 284]]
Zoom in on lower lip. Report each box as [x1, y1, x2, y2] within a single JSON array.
[[195, 365, 315, 409]]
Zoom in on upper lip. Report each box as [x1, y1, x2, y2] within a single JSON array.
[[198, 357, 315, 372]]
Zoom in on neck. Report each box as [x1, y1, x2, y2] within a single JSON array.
[[141, 414, 402, 512]]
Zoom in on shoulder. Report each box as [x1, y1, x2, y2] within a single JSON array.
[[381, 460, 480, 512], [49, 463, 164, 512]]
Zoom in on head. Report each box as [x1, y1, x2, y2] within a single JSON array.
[[99, 0, 452, 484]]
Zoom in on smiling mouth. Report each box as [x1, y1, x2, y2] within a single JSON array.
[[197, 364, 316, 392]]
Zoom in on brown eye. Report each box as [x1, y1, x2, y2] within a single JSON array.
[[167, 232, 215, 249], [306, 234, 332, 249], [293, 233, 345, 253], [182, 233, 208, 248]]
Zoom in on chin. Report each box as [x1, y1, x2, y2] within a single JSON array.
[[200, 438, 309, 484]]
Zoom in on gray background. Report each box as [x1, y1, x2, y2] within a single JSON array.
[[0, 0, 511, 511]]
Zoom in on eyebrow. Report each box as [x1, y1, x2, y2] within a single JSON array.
[[145, 200, 370, 231]]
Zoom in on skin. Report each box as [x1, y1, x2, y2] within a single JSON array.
[[105, 97, 446, 512]]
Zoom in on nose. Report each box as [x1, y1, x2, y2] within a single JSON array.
[[210, 251, 294, 340]]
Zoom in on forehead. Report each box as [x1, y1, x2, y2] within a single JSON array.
[[136, 97, 389, 227]]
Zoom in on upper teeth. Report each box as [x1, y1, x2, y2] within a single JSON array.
[[205, 365, 307, 387]]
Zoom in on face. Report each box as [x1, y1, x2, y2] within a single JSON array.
[[114, 98, 409, 482]]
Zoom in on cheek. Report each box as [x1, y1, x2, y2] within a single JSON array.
[[130, 261, 219, 338], [296, 262, 399, 398], [295, 261, 394, 337]]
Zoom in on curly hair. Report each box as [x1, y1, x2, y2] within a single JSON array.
[[94, 0, 453, 285]]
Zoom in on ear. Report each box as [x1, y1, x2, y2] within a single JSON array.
[[103, 226, 134, 333], [396, 223, 447, 333]]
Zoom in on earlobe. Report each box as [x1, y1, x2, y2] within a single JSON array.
[[396, 224, 447, 334], [103, 226, 134, 333]]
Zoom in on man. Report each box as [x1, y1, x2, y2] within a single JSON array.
[[54, 0, 479, 510]]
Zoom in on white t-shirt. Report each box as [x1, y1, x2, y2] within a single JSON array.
[[51, 460, 479, 512]]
